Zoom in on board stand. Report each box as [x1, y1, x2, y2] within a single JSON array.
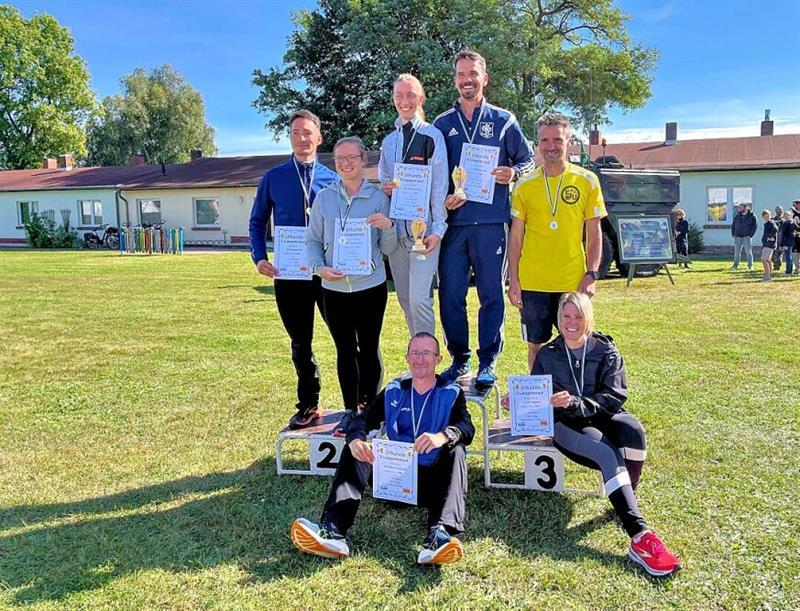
[[626, 263, 675, 287]]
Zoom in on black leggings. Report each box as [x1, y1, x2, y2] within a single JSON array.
[[554, 413, 647, 537], [322, 283, 387, 411]]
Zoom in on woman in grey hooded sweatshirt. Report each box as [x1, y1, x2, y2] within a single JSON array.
[[307, 136, 398, 435]]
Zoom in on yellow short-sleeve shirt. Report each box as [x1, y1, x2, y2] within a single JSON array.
[[511, 163, 607, 292]]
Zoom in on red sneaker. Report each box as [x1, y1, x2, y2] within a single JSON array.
[[628, 531, 682, 577]]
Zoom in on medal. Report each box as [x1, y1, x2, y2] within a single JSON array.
[[550, 220, 558, 230], [306, 206, 311, 216], [293, 157, 316, 226], [543, 166, 566, 232]]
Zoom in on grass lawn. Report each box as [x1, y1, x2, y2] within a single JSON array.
[[0, 250, 798, 610]]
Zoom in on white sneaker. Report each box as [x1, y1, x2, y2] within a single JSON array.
[[290, 518, 350, 559]]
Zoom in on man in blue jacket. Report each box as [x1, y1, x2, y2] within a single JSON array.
[[249, 110, 339, 429], [433, 49, 534, 386], [290, 332, 474, 565]]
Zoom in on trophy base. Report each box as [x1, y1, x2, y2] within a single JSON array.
[[411, 244, 426, 253], [453, 189, 467, 200]]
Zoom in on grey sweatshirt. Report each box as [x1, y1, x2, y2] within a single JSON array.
[[306, 179, 399, 292]]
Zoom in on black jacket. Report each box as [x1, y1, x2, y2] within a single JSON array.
[[531, 332, 628, 426], [761, 220, 778, 248], [345, 375, 475, 447], [675, 218, 689, 242], [779, 219, 797, 249], [731, 211, 757, 238]]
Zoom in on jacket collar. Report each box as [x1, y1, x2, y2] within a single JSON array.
[[394, 113, 423, 131]]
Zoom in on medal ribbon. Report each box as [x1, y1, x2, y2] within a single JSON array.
[[293, 157, 316, 225], [566, 340, 588, 399], [410, 386, 434, 438], [543, 167, 566, 222], [337, 183, 357, 233], [455, 99, 486, 145]]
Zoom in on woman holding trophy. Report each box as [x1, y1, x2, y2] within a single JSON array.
[[378, 74, 449, 336]]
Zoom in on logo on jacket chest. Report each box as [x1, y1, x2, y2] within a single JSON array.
[[562, 186, 580, 204], [479, 122, 494, 139]]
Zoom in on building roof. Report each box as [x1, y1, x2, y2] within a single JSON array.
[[0, 152, 381, 192], [563, 133, 800, 172]]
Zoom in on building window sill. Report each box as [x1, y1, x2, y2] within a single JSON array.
[[703, 224, 732, 230], [191, 226, 221, 231]]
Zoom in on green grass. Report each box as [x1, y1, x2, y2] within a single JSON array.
[[0, 250, 798, 609]]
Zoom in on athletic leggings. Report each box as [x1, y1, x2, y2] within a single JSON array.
[[554, 413, 647, 537], [322, 282, 387, 411]]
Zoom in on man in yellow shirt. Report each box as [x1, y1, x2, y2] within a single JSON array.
[[507, 112, 607, 369]]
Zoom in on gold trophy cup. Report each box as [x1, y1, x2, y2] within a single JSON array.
[[411, 218, 427, 253], [452, 166, 468, 200]]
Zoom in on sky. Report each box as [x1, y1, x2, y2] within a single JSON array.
[[10, 0, 800, 155]]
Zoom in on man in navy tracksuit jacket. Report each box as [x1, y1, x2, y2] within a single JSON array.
[[248, 110, 338, 429], [433, 49, 534, 385]]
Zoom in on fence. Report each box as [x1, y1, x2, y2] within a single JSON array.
[[120, 227, 184, 255]]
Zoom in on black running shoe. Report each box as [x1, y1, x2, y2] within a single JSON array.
[[332, 410, 356, 438], [288, 406, 320, 430]]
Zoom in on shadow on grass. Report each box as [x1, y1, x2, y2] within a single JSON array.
[[0, 458, 447, 604], [0, 460, 650, 604]]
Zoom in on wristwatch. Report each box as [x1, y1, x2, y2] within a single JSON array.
[[585, 270, 600, 281], [443, 426, 461, 446]]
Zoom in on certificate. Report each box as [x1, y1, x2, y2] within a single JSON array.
[[509, 374, 554, 437], [332, 218, 371, 276], [372, 438, 418, 505], [390, 163, 431, 221], [459, 143, 500, 204], [273, 225, 311, 280]]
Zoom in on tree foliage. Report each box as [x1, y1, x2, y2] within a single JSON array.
[[87, 65, 216, 166], [0, 6, 97, 169], [252, 0, 657, 149]]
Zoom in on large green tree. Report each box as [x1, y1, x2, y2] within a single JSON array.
[[87, 65, 216, 166], [252, 0, 657, 149], [0, 6, 97, 169]]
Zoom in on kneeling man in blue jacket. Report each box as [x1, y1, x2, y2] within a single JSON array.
[[291, 332, 475, 565]]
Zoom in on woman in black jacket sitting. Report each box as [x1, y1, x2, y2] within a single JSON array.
[[530, 291, 681, 577]]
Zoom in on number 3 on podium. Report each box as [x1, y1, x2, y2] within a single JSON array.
[[524, 449, 565, 492]]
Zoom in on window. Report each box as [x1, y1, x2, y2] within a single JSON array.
[[79, 200, 103, 225], [17, 201, 39, 225], [706, 186, 754, 223], [194, 198, 220, 226], [138, 199, 161, 226]]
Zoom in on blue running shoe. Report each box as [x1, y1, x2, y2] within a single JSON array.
[[475, 366, 497, 387], [291, 518, 350, 559], [440, 361, 470, 382], [417, 525, 463, 565]]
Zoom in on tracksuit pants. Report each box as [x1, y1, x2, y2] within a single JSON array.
[[387, 236, 440, 336], [438, 224, 506, 368], [322, 283, 387, 411], [554, 413, 648, 537], [321, 443, 468, 536], [274, 277, 325, 411]]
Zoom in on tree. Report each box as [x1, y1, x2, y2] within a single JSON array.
[[87, 65, 216, 166], [252, 0, 657, 149], [0, 6, 97, 169]]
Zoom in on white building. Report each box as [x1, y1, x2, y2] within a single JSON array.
[[578, 121, 800, 246]]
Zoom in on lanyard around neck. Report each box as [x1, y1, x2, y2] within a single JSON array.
[[456, 100, 485, 145], [337, 183, 359, 232], [543, 167, 567, 219], [566, 340, 588, 398], [293, 158, 316, 203], [410, 385, 434, 438], [396, 122, 420, 164]]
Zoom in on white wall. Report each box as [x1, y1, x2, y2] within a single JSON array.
[[679, 168, 800, 246], [1, 186, 257, 245], [121, 187, 257, 244], [0, 188, 118, 243]]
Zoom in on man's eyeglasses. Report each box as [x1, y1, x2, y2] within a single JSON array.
[[334, 155, 362, 164], [408, 350, 438, 359]]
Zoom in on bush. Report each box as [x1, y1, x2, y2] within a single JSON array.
[[688, 222, 705, 254], [23, 212, 78, 248]]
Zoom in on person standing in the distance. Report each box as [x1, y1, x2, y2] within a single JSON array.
[[306, 136, 399, 437], [507, 112, 606, 370], [674, 209, 689, 268], [379, 74, 448, 336], [730, 202, 757, 270], [248, 110, 339, 430], [433, 49, 534, 386]]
